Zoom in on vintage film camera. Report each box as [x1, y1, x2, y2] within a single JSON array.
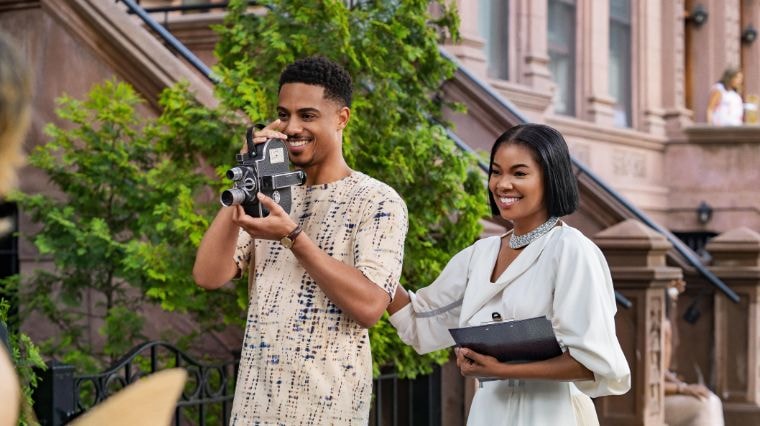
[[220, 127, 306, 217]]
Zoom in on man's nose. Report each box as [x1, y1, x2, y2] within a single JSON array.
[[283, 118, 302, 135]]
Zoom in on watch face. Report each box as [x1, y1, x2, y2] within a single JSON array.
[[280, 236, 293, 248]]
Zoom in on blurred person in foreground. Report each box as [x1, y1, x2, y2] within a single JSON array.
[[193, 56, 407, 424], [0, 30, 32, 426]]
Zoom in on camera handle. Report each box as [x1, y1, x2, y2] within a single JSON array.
[[244, 126, 258, 157]]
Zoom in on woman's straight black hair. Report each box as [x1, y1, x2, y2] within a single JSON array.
[[488, 123, 579, 218]]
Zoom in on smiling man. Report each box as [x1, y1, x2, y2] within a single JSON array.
[[192, 56, 408, 425]]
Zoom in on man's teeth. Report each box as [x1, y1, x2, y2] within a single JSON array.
[[288, 140, 310, 147]]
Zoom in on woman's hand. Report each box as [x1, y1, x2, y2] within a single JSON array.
[[455, 347, 505, 379], [679, 383, 711, 401]]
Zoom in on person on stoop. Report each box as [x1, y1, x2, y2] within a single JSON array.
[[193, 56, 408, 425], [387, 123, 631, 425], [663, 279, 725, 426], [706, 67, 744, 126]]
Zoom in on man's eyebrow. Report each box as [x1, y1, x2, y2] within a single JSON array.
[[277, 106, 320, 114]]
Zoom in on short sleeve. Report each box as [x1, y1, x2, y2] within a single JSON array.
[[353, 186, 408, 300], [232, 228, 253, 279], [550, 231, 631, 397]]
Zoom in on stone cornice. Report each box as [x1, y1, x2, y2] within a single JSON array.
[[547, 114, 668, 152], [673, 125, 760, 144]]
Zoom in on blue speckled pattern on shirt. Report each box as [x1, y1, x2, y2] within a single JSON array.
[[230, 171, 408, 425]]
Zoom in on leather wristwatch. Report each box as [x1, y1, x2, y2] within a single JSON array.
[[279, 225, 303, 249]]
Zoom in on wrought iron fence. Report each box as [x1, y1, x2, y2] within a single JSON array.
[[33, 340, 442, 425], [33, 341, 237, 425]]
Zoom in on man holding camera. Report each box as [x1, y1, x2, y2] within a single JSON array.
[[193, 56, 408, 425]]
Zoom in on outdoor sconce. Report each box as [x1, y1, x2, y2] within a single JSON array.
[[742, 24, 758, 44], [696, 201, 713, 224], [683, 297, 701, 324], [686, 4, 709, 27]]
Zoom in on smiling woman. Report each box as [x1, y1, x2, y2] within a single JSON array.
[[387, 123, 631, 426]]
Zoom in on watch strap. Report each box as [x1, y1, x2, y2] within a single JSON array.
[[286, 224, 302, 242]]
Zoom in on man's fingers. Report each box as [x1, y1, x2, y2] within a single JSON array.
[[262, 119, 283, 131], [255, 119, 287, 142], [241, 120, 287, 152], [257, 192, 285, 216]]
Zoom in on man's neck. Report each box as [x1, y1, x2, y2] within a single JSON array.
[[303, 162, 353, 186]]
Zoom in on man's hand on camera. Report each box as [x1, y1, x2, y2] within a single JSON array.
[[230, 193, 297, 241], [240, 119, 287, 153]]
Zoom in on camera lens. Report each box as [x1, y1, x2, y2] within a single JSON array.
[[226, 167, 244, 181], [220, 188, 247, 206]]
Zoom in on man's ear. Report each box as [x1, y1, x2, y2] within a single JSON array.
[[337, 106, 350, 130]]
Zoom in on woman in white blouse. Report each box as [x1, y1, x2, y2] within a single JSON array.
[[387, 123, 631, 425], [706, 68, 744, 126]]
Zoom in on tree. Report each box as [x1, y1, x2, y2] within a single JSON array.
[[212, 0, 487, 377], [14, 0, 487, 380], [11, 80, 246, 371]]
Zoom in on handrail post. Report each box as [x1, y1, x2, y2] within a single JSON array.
[[33, 361, 76, 426]]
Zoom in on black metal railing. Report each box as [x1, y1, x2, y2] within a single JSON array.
[[32, 339, 440, 426], [370, 367, 442, 426], [33, 341, 237, 426], [116, 0, 220, 83]]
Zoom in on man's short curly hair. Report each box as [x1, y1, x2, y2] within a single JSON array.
[[279, 56, 352, 108]]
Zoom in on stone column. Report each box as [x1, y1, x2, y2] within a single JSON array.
[[707, 227, 760, 426], [578, 0, 616, 126], [443, 0, 488, 78], [661, 0, 694, 136], [593, 219, 682, 425], [513, 0, 553, 94], [634, 0, 667, 135]]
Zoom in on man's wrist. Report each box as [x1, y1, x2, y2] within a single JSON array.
[[279, 224, 303, 249]]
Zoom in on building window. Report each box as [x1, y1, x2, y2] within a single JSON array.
[[548, 0, 577, 116], [478, 0, 510, 80], [609, 0, 632, 127]]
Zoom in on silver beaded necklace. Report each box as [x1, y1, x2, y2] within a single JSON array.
[[509, 216, 560, 249]]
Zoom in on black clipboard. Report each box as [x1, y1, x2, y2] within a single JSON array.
[[448, 315, 562, 363]]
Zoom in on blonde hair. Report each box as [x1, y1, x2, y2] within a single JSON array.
[[0, 32, 31, 197]]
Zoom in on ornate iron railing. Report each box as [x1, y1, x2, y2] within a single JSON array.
[[34, 341, 237, 425]]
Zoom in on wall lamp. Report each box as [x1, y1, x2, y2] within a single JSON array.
[[742, 24, 758, 44], [686, 4, 709, 27], [696, 201, 713, 224]]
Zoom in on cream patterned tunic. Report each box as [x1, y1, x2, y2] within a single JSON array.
[[230, 171, 408, 425]]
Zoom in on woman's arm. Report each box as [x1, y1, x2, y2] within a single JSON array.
[[455, 348, 594, 381], [386, 285, 411, 315], [706, 88, 722, 124]]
